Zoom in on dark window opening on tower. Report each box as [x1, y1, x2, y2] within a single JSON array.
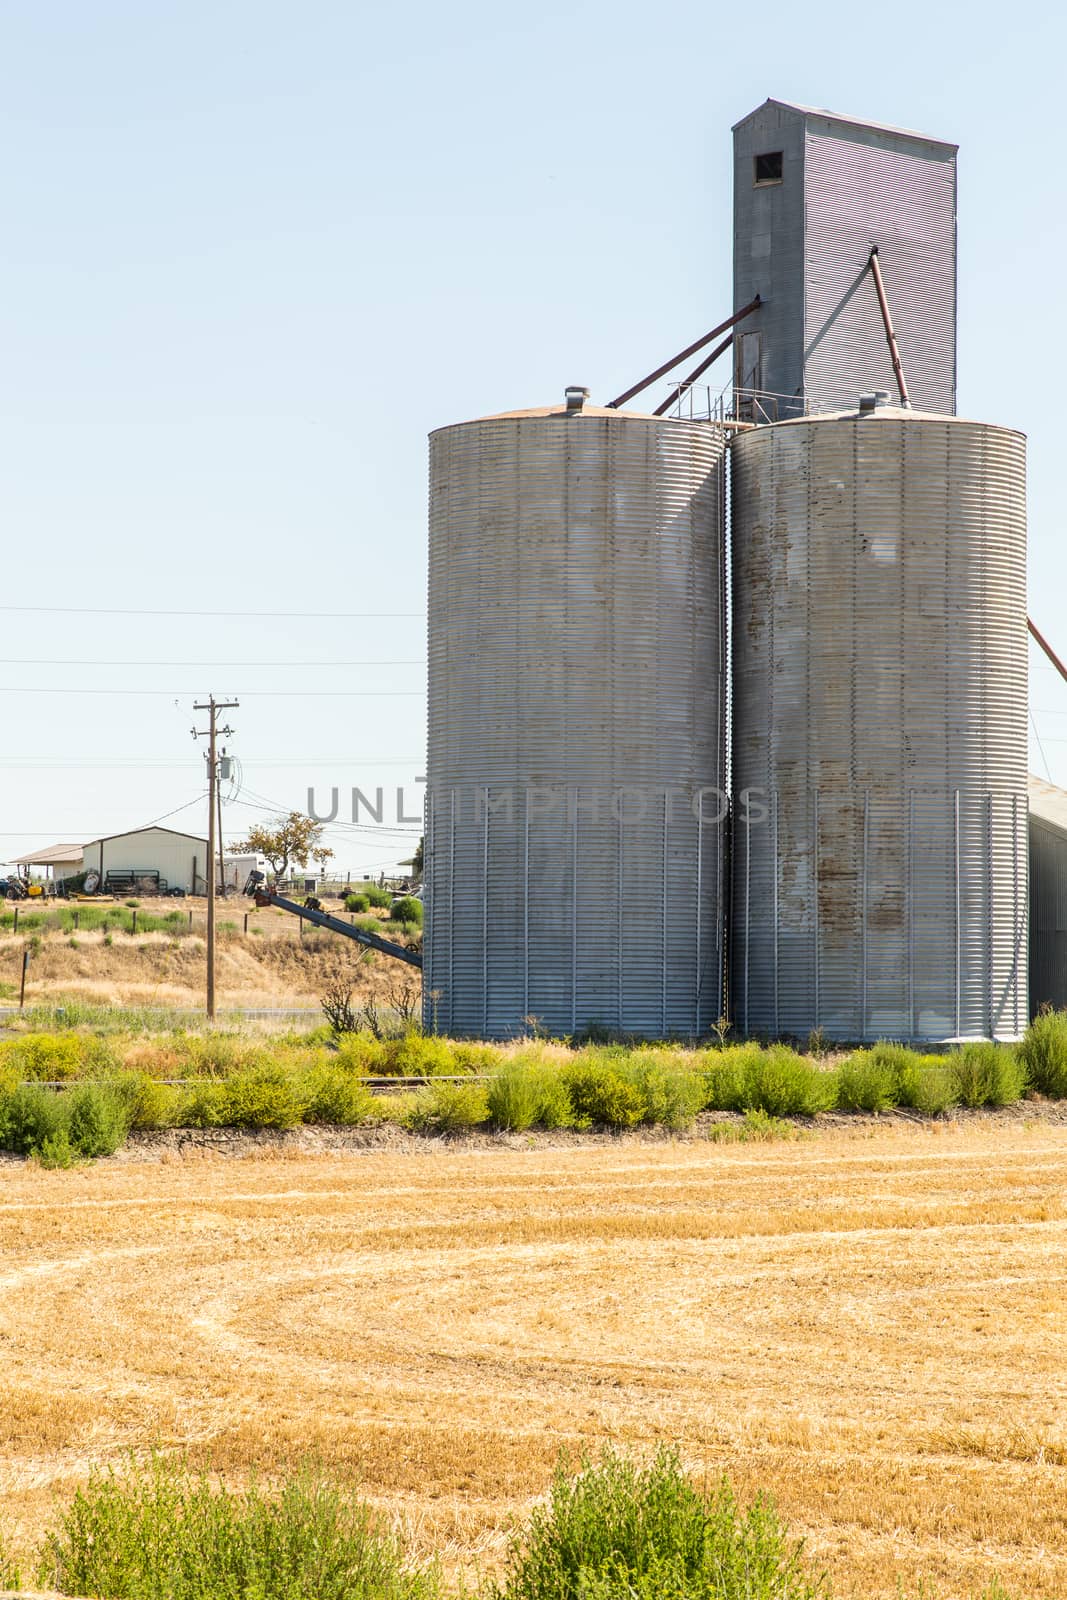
[[754, 151, 783, 185]]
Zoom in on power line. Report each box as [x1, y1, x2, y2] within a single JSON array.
[[0, 658, 425, 667], [0, 755, 423, 769], [0, 604, 423, 619], [0, 687, 423, 697], [230, 790, 421, 838]]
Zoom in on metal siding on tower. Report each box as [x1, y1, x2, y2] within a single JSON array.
[[803, 120, 956, 414], [426, 409, 726, 1039], [731, 408, 1027, 1042], [732, 104, 807, 415]]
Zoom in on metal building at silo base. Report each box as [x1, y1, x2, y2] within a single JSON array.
[[1027, 775, 1067, 1016], [730, 400, 1028, 1043], [425, 401, 726, 1039]]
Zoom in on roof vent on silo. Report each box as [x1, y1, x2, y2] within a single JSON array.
[[858, 390, 892, 414], [565, 385, 590, 415]]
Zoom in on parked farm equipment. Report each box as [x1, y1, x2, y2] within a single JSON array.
[[242, 870, 422, 969]]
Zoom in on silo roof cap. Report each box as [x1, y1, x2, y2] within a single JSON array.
[[470, 401, 661, 422], [748, 404, 1025, 437]]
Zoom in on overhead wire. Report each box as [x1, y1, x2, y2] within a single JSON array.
[[0, 657, 425, 668], [0, 604, 423, 619]]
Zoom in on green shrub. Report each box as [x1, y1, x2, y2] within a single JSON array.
[[334, 1034, 386, 1073], [950, 1043, 1027, 1109], [358, 884, 393, 909], [175, 1080, 228, 1128], [486, 1059, 542, 1131], [35, 1128, 77, 1169], [561, 1059, 643, 1129], [706, 1046, 834, 1118], [67, 1082, 130, 1157], [0, 1526, 20, 1589], [894, 1055, 959, 1116], [701, 1045, 756, 1112], [0, 1031, 118, 1081], [220, 1066, 310, 1129], [406, 1079, 488, 1134], [487, 1058, 574, 1131], [450, 1041, 505, 1072], [391, 896, 423, 926], [111, 1072, 181, 1130], [177, 1035, 269, 1078], [0, 1081, 69, 1155], [836, 1050, 899, 1113], [616, 1052, 705, 1130], [345, 894, 371, 914], [301, 1065, 376, 1125], [38, 1454, 439, 1600], [1019, 1009, 1067, 1098], [379, 1034, 452, 1077], [490, 1446, 824, 1600]]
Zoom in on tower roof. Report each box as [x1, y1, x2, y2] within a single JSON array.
[[732, 97, 957, 153]]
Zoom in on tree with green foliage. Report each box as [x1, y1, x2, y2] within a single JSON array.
[[233, 812, 333, 884]]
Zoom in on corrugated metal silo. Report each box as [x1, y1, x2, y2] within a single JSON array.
[[731, 400, 1028, 1042], [426, 399, 726, 1039]]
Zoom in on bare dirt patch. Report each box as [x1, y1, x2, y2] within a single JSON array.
[[1, 1123, 1065, 1596]]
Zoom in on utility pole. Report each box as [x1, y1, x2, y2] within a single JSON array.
[[192, 696, 239, 1019]]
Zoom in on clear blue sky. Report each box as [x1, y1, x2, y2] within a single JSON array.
[[1, 0, 1062, 873]]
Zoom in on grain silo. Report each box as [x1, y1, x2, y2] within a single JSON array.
[[730, 397, 1028, 1042], [425, 395, 726, 1039]]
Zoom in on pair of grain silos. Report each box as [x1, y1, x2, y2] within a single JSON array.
[[425, 99, 1029, 1043]]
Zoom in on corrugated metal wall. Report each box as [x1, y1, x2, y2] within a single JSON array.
[[1029, 816, 1067, 1014], [804, 118, 956, 415], [732, 104, 806, 415], [425, 409, 726, 1039], [731, 408, 1028, 1041]]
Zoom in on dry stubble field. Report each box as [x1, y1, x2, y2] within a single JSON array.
[[2, 1123, 1066, 1599]]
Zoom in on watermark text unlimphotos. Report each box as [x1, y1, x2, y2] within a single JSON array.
[[307, 782, 768, 827]]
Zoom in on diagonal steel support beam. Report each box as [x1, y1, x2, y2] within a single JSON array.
[[868, 248, 912, 408], [606, 297, 761, 410]]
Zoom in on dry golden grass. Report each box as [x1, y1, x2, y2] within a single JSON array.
[[1, 1124, 1065, 1597], [2, 894, 418, 1010]]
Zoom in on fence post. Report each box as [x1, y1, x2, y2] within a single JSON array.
[[132, 909, 137, 936], [19, 948, 29, 1009], [13, 906, 18, 935], [73, 910, 79, 931], [243, 912, 248, 934], [188, 909, 193, 930]]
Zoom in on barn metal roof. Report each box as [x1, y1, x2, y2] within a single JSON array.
[[12, 842, 84, 866], [1029, 775, 1067, 837]]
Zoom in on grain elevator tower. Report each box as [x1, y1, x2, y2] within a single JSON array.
[[732, 100, 957, 418]]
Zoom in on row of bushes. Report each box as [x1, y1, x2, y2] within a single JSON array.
[[0, 1446, 1021, 1600], [3, 1025, 1067, 1163], [0, 1028, 499, 1083], [6, 1011, 1067, 1099]]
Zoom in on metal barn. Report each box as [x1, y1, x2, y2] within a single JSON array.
[[80, 826, 209, 895], [1028, 776, 1067, 1015]]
